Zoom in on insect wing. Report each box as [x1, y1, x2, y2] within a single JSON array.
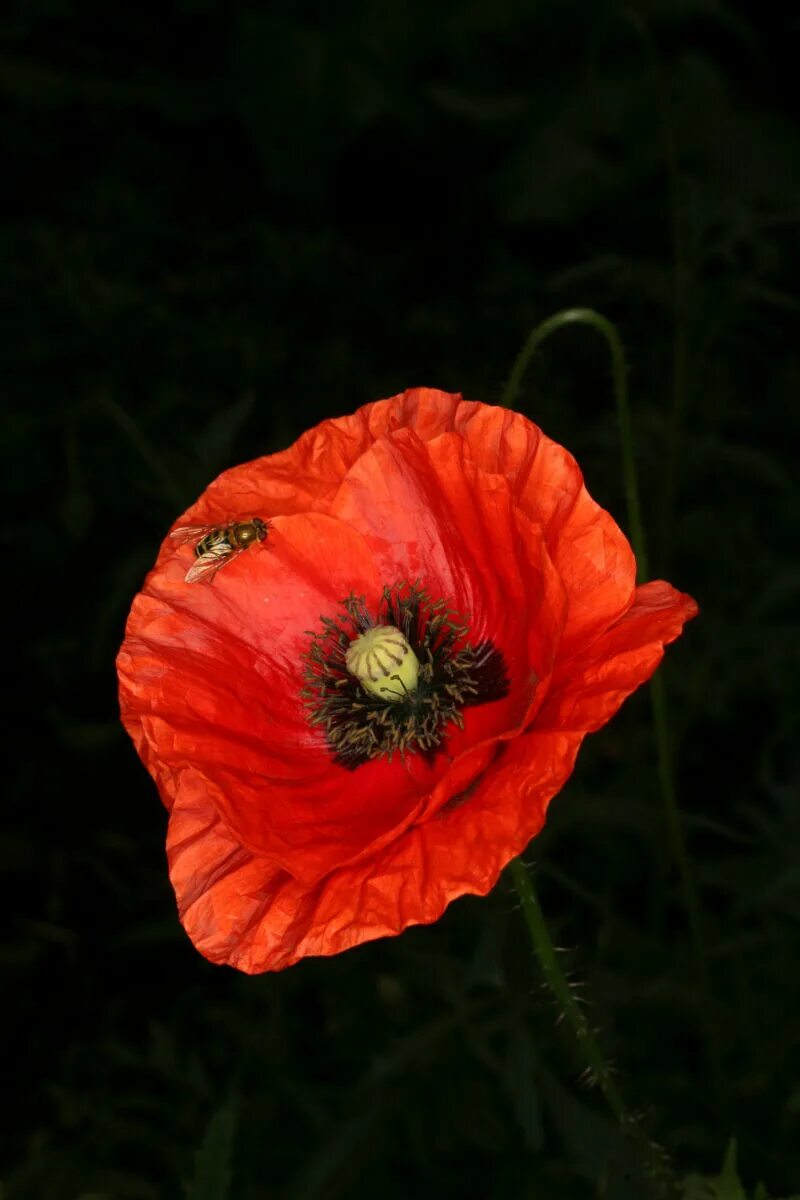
[[169, 524, 216, 546], [184, 549, 238, 584]]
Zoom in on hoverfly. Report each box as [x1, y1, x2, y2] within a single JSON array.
[[170, 517, 269, 583]]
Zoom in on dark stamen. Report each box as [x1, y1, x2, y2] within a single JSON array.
[[302, 581, 510, 769]]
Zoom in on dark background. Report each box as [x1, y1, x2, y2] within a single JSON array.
[[4, 1, 799, 1197]]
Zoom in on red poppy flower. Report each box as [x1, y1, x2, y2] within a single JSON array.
[[117, 389, 697, 973]]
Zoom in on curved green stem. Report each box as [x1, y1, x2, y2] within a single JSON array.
[[501, 307, 648, 580], [500, 308, 701, 934], [502, 307, 720, 1110]]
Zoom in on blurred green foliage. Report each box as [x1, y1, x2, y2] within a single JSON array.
[[2, 0, 799, 1196]]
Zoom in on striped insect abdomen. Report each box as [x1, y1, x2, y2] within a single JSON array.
[[194, 528, 233, 559]]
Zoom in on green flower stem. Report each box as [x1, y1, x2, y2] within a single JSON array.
[[508, 857, 628, 1124], [509, 858, 675, 1190], [501, 307, 705, 979], [502, 308, 720, 1117], [501, 307, 648, 578]]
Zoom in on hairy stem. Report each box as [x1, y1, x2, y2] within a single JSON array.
[[508, 858, 628, 1122], [501, 307, 701, 937], [501, 307, 719, 1107], [508, 858, 675, 1192]]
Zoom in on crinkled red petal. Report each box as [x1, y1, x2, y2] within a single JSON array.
[[537, 580, 699, 732], [166, 729, 584, 972]]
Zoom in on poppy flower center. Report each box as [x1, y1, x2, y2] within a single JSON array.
[[345, 625, 421, 701], [302, 582, 509, 769]]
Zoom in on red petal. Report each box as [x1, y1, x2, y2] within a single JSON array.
[[536, 580, 699, 732], [166, 728, 583, 972], [177, 388, 464, 528]]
